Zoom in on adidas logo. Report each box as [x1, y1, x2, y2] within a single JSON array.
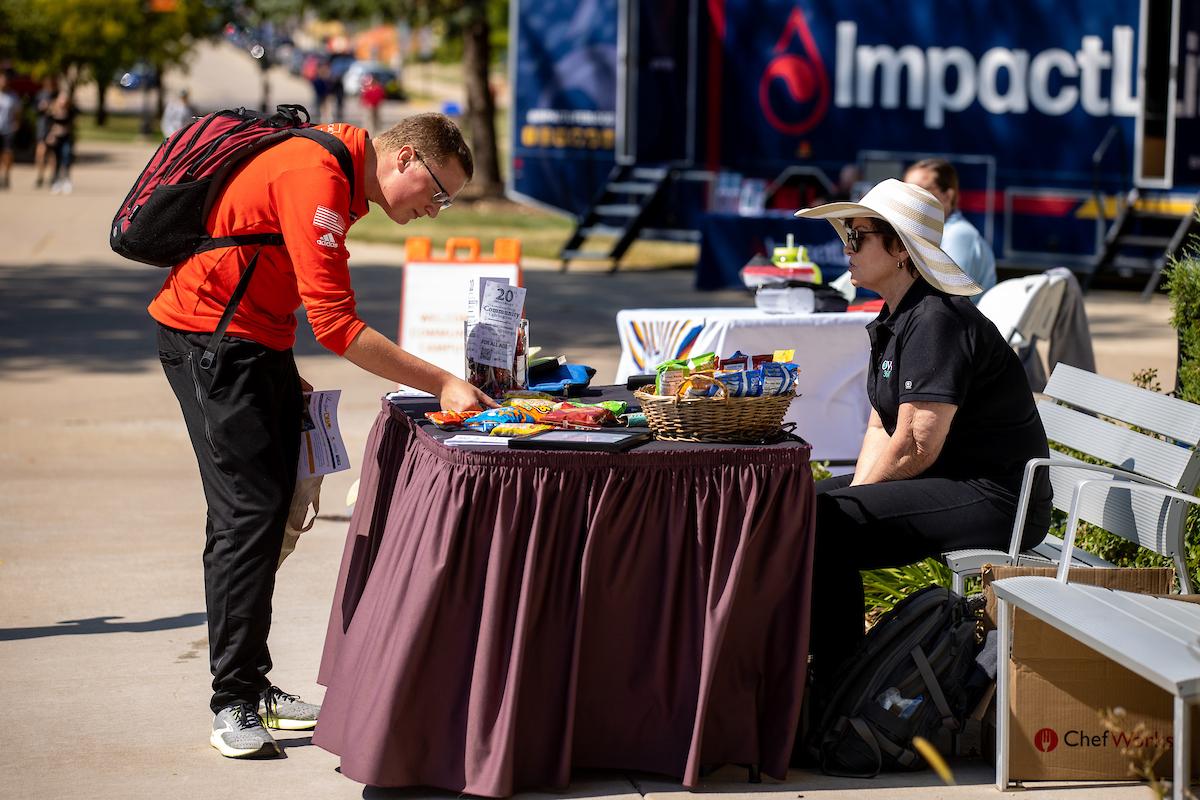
[[316, 233, 338, 249]]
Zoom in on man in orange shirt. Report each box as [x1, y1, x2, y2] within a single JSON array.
[[150, 113, 495, 759]]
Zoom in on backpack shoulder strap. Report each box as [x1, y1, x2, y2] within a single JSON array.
[[291, 128, 356, 206]]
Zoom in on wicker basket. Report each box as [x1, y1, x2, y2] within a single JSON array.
[[634, 375, 797, 443]]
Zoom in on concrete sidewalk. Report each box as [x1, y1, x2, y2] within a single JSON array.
[[0, 139, 1179, 799]]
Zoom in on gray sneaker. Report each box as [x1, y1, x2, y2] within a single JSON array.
[[210, 702, 281, 758], [258, 685, 320, 731]]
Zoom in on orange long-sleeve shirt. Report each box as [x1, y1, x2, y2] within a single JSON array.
[[148, 123, 371, 355]]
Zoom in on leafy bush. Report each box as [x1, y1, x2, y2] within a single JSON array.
[[1166, 230, 1200, 404]]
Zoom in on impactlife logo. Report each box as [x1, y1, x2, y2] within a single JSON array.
[[759, 8, 831, 135]]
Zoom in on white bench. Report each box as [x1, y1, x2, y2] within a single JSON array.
[[973, 364, 1200, 798], [943, 363, 1200, 595], [992, 576, 1200, 798]]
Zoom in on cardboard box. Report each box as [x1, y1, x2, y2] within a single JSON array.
[[981, 566, 1200, 782]]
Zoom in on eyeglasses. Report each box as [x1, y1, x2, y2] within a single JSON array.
[[845, 227, 886, 253], [414, 152, 453, 210]]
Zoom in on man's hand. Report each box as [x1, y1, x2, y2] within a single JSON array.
[[438, 376, 499, 412], [299, 375, 314, 393]]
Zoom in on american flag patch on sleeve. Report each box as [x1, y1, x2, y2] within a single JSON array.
[[313, 205, 346, 235]]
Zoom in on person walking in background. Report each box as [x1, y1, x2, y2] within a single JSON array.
[[161, 88, 195, 138], [359, 75, 385, 133], [45, 91, 76, 194], [148, 112, 494, 760], [310, 62, 331, 122], [33, 75, 59, 188], [0, 71, 19, 190], [904, 158, 996, 301]]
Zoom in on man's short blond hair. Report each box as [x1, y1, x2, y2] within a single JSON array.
[[374, 113, 474, 181]]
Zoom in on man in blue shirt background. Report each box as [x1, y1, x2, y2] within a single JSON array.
[[905, 158, 997, 302]]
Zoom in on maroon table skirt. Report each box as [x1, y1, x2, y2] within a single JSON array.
[[314, 395, 816, 796]]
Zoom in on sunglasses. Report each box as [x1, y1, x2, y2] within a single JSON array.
[[414, 152, 453, 210], [845, 227, 887, 253]]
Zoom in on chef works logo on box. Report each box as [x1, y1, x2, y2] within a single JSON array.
[[1031, 726, 1175, 753], [1033, 727, 1059, 752]]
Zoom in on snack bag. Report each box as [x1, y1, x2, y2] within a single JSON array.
[[761, 361, 799, 396], [681, 374, 722, 397], [424, 411, 473, 430], [565, 400, 628, 417], [462, 407, 537, 433], [489, 423, 554, 437], [686, 352, 718, 373], [717, 369, 765, 397], [719, 351, 752, 371], [504, 397, 558, 419], [654, 358, 689, 395], [540, 404, 618, 429]]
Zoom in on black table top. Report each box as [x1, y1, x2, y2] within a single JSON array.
[[386, 385, 812, 455]]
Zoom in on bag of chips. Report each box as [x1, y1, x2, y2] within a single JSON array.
[[564, 400, 628, 416], [761, 361, 800, 395], [489, 423, 554, 437], [504, 397, 558, 419], [424, 411, 473, 430], [462, 407, 537, 433], [540, 403, 617, 429]]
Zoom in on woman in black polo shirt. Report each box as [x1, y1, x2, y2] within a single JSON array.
[[792, 178, 1053, 703]]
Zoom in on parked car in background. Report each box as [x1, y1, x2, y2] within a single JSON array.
[[341, 60, 405, 99]]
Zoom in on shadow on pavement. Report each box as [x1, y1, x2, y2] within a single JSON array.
[[0, 612, 206, 640], [277, 735, 313, 750], [0, 259, 746, 373]]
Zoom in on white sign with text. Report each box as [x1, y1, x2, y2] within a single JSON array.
[[398, 261, 521, 381]]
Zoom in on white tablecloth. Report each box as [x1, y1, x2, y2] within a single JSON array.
[[616, 308, 874, 461]]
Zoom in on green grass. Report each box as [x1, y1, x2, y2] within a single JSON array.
[[349, 199, 575, 261], [77, 112, 155, 143], [349, 199, 701, 267]]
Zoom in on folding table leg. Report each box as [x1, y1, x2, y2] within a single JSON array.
[[1173, 696, 1191, 800], [996, 598, 1012, 792]]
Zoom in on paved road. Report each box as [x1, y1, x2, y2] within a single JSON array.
[[0, 135, 1177, 799]]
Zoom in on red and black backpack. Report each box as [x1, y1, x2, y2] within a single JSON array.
[[109, 103, 354, 268], [111, 104, 356, 369]]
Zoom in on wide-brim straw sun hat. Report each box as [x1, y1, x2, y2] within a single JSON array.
[[794, 178, 982, 296]]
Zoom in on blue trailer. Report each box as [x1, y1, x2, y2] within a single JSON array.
[[508, 0, 1199, 291]]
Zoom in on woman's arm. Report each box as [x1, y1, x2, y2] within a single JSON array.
[[855, 400, 957, 484], [850, 409, 889, 485]]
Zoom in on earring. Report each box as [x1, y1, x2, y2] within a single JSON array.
[[897, 260, 904, 270]]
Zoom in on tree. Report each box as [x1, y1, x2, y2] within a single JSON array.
[[0, 0, 223, 125], [458, 0, 502, 197], [312, 0, 507, 198]]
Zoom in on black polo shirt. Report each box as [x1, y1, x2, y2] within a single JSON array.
[[865, 279, 1051, 500]]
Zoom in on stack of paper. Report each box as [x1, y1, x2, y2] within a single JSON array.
[[442, 435, 509, 448]]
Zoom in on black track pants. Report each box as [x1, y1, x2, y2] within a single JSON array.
[[157, 325, 302, 713], [808, 472, 1049, 693]]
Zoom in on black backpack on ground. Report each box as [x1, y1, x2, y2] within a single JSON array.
[[110, 104, 355, 369], [807, 586, 989, 778]]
